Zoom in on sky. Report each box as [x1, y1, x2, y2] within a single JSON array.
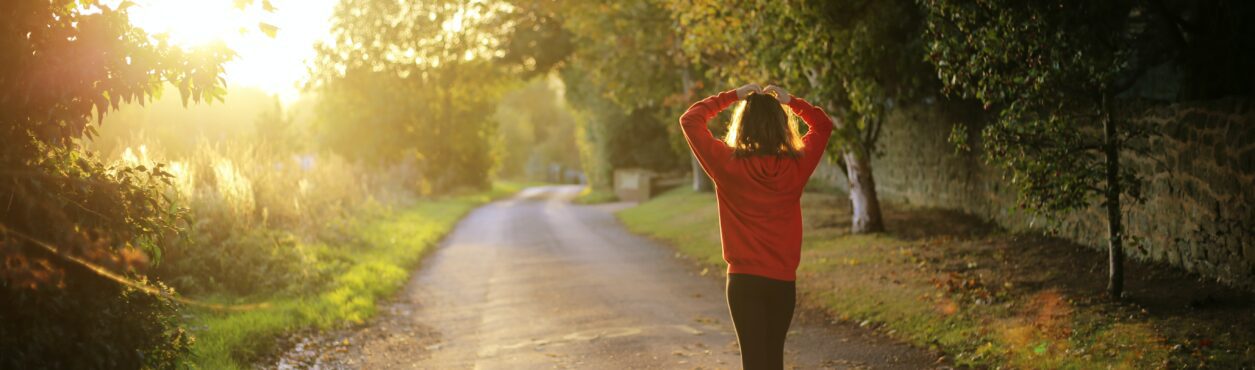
[[126, 0, 340, 105]]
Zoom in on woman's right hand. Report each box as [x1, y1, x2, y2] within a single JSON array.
[[764, 85, 791, 104]]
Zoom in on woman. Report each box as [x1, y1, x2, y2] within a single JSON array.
[[679, 83, 833, 370]]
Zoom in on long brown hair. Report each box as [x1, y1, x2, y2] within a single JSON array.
[[724, 93, 804, 157]]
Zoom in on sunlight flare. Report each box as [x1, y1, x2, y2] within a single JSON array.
[[126, 0, 248, 47], [127, 0, 338, 104]]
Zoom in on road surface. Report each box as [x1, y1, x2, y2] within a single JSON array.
[[273, 185, 943, 369]]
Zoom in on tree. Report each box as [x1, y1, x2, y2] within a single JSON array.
[[254, 95, 302, 154], [668, 0, 934, 233], [559, 65, 686, 185], [495, 0, 730, 192], [493, 0, 575, 79], [484, 0, 702, 192], [493, 77, 582, 181], [920, 0, 1197, 298], [309, 0, 512, 193], [0, 1, 233, 366], [556, 0, 704, 188]]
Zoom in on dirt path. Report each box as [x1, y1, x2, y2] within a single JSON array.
[[272, 185, 944, 369]]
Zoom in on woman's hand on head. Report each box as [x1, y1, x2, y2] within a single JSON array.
[[735, 83, 762, 100], [764, 85, 791, 104]]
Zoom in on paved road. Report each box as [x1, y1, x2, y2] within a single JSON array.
[[274, 185, 942, 369]]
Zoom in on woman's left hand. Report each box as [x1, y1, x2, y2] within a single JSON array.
[[764, 85, 791, 104], [735, 84, 762, 100]]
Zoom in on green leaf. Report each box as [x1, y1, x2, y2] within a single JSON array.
[[258, 22, 278, 38]]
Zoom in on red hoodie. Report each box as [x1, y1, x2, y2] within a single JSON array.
[[679, 90, 834, 281]]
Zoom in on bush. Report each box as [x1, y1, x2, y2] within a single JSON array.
[[160, 227, 333, 297], [0, 273, 192, 369], [1, 141, 195, 369]]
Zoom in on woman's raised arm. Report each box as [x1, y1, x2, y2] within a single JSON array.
[[766, 85, 834, 179], [679, 84, 759, 180]]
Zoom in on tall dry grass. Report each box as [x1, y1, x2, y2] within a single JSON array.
[[111, 137, 419, 297]]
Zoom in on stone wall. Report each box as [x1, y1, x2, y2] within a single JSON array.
[[815, 98, 1255, 289]]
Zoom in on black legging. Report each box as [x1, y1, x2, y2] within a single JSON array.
[[726, 273, 796, 370]]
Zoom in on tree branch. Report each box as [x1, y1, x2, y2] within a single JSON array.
[[867, 115, 884, 149]]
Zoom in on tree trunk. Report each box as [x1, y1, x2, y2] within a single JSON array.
[[692, 153, 713, 192], [843, 148, 884, 233], [803, 66, 885, 233], [675, 54, 711, 193], [1102, 94, 1125, 299]]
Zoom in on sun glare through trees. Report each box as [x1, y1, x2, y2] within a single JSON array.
[[125, 0, 338, 103]]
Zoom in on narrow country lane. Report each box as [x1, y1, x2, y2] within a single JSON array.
[[274, 186, 942, 369]]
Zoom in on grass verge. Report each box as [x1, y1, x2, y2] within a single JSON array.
[[184, 182, 534, 369], [572, 186, 618, 204], [618, 188, 1254, 369]]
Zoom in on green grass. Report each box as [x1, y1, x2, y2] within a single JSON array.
[[618, 187, 1250, 369], [184, 181, 533, 369], [618, 188, 720, 265], [572, 186, 619, 204]]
